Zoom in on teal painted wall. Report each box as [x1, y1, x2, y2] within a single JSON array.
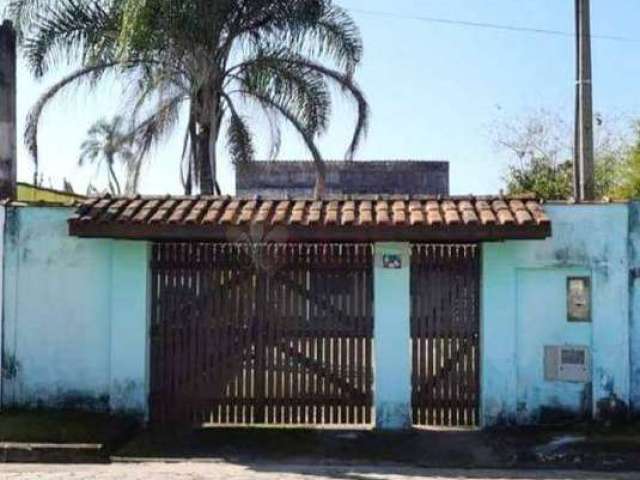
[[374, 242, 411, 429], [1, 206, 149, 416], [516, 268, 592, 420], [2, 203, 638, 425], [109, 241, 150, 414], [482, 204, 630, 425], [628, 201, 640, 413]]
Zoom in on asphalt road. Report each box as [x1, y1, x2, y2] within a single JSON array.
[[0, 463, 637, 480]]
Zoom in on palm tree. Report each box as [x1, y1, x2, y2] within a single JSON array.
[[11, 0, 369, 196], [79, 116, 140, 195]]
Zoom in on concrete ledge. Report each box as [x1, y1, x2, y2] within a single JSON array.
[[0, 442, 106, 463]]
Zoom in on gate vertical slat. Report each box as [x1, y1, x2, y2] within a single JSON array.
[[274, 252, 284, 424], [209, 245, 218, 424], [150, 244, 160, 423], [355, 247, 362, 425], [313, 246, 323, 424], [282, 248, 292, 425], [349, 248, 357, 424], [330, 247, 339, 425], [443, 247, 452, 426], [433, 247, 441, 426], [294, 245, 304, 424], [451, 246, 460, 426], [465, 246, 474, 425], [365, 247, 373, 425]]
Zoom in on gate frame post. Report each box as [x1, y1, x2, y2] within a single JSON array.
[[373, 242, 412, 430]]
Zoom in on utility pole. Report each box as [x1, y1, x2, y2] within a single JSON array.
[[574, 0, 595, 201], [0, 20, 17, 200]]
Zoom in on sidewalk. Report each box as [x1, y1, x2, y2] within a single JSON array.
[[2, 462, 640, 480], [114, 425, 640, 471]]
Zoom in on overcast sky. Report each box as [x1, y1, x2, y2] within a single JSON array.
[[6, 0, 640, 196]]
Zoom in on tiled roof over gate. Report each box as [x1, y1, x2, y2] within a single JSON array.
[[68, 194, 551, 242]]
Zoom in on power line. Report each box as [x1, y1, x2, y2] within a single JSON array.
[[343, 6, 640, 43]]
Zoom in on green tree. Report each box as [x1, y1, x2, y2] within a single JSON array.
[[612, 124, 640, 199], [505, 158, 573, 200], [10, 0, 369, 196], [79, 116, 140, 195], [493, 110, 629, 200]]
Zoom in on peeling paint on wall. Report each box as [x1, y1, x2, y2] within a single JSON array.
[[1, 206, 150, 418], [482, 204, 632, 426]]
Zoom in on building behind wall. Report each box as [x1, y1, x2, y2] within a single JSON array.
[[236, 160, 450, 198]]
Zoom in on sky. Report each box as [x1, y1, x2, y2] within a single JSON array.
[[5, 0, 640, 196]]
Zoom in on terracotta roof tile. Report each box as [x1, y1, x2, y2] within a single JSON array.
[[375, 200, 390, 225], [184, 199, 210, 224], [69, 194, 551, 242], [273, 200, 290, 225], [359, 201, 373, 225], [254, 200, 273, 224], [308, 201, 322, 225]]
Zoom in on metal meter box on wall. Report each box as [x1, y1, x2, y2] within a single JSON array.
[[567, 277, 591, 322], [544, 345, 591, 383]]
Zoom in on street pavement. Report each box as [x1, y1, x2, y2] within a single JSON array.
[[0, 463, 637, 480]]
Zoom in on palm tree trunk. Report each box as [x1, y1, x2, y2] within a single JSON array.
[[195, 123, 214, 194], [107, 153, 121, 195], [313, 164, 327, 198], [126, 155, 143, 195], [195, 86, 223, 195]]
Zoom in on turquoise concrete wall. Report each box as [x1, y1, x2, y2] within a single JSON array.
[[1, 206, 149, 416], [109, 241, 150, 414], [0, 205, 5, 404], [374, 242, 411, 429], [516, 268, 592, 419], [628, 202, 640, 413], [482, 204, 630, 425]]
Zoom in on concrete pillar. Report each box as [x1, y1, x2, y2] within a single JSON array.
[[374, 242, 412, 429], [109, 241, 151, 416], [0, 21, 16, 200]]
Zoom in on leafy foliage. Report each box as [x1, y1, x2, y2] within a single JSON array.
[[493, 110, 633, 200], [10, 0, 369, 195], [505, 158, 573, 200], [79, 116, 142, 195], [611, 124, 640, 199]]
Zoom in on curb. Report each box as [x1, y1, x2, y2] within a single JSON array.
[[0, 442, 106, 463]]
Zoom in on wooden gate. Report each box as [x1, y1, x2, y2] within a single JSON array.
[[149, 243, 374, 427], [410, 244, 481, 427]]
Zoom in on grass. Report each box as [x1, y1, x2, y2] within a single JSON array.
[[0, 409, 140, 445]]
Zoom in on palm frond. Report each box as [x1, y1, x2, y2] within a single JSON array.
[[230, 51, 368, 159], [21, 0, 116, 76], [25, 61, 121, 167], [236, 52, 332, 136], [127, 93, 186, 159], [222, 94, 255, 165], [241, 87, 326, 197]]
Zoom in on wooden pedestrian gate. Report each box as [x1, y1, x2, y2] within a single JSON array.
[[149, 242, 374, 427], [410, 244, 481, 427]]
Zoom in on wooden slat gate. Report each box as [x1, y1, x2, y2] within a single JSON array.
[[150, 242, 374, 427], [410, 244, 481, 427]]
